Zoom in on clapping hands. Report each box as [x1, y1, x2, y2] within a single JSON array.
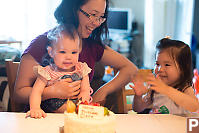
[[130, 73, 149, 96], [147, 73, 169, 95], [131, 71, 169, 96]]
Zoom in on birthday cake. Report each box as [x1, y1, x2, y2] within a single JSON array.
[[64, 100, 116, 133]]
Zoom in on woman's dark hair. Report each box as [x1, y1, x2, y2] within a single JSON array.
[[54, 0, 109, 44], [155, 38, 193, 92], [42, 24, 78, 66]]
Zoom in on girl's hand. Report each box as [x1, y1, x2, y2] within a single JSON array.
[[147, 73, 169, 94], [78, 91, 90, 102], [44, 78, 81, 100], [26, 108, 47, 118], [130, 80, 148, 96], [131, 69, 152, 96]]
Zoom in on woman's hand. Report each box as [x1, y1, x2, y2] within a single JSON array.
[[43, 78, 81, 100], [93, 46, 138, 102]]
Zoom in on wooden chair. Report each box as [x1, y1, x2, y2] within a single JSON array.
[[5, 59, 21, 112], [116, 69, 152, 113], [114, 69, 135, 113], [117, 85, 135, 113]]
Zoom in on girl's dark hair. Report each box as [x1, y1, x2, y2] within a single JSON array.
[[54, 0, 109, 44], [42, 24, 78, 66], [156, 38, 193, 92]]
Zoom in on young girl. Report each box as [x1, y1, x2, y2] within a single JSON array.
[[132, 38, 199, 114], [26, 25, 92, 118]]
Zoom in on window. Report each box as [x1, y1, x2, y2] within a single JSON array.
[[0, 0, 61, 51]]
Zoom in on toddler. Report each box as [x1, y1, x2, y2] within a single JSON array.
[[131, 38, 199, 114], [26, 25, 92, 118]]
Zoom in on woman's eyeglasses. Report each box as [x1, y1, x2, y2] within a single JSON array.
[[79, 8, 106, 24]]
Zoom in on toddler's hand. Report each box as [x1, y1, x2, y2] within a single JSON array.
[[130, 80, 148, 96], [130, 69, 152, 96], [78, 91, 90, 102], [147, 73, 168, 94], [26, 108, 47, 119]]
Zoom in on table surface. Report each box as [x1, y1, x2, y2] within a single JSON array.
[[0, 112, 187, 133], [0, 40, 22, 44]]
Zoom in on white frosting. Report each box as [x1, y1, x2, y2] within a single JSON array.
[[64, 112, 116, 133]]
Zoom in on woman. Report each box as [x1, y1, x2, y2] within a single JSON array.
[[14, 0, 138, 112]]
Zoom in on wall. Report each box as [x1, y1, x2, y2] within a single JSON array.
[[111, 0, 194, 69], [193, 0, 199, 69], [193, 0, 199, 43], [144, 0, 194, 68], [110, 0, 145, 67], [144, 0, 177, 68]]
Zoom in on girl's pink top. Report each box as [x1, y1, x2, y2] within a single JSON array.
[[34, 62, 91, 86]]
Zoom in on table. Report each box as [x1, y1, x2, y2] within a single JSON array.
[[0, 40, 22, 49], [0, 40, 21, 69], [0, 112, 187, 133]]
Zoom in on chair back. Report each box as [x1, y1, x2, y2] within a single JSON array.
[[117, 86, 135, 113], [114, 69, 135, 113], [5, 59, 20, 112], [116, 69, 152, 113]]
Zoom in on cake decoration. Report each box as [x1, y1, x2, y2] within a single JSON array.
[[78, 104, 104, 119], [64, 99, 116, 133], [66, 99, 76, 113]]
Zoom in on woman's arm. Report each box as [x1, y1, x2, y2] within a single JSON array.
[[14, 54, 81, 104], [92, 46, 138, 102], [14, 54, 38, 104]]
